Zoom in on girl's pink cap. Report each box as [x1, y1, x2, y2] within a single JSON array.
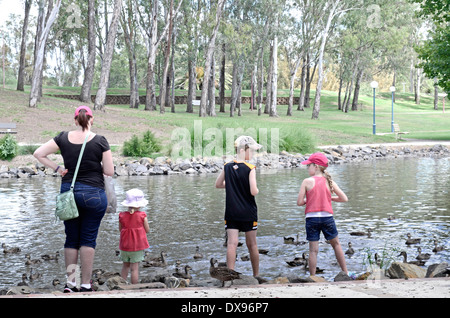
[[301, 152, 328, 167], [74, 106, 93, 118]]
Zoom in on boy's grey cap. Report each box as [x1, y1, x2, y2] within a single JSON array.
[[234, 136, 262, 150]]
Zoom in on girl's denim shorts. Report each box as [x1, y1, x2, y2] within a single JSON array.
[[305, 216, 338, 241], [61, 182, 107, 249]]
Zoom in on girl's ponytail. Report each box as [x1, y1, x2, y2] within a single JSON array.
[[320, 166, 334, 194]]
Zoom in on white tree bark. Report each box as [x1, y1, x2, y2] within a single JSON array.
[[29, 0, 61, 108], [199, 0, 225, 117], [94, 0, 123, 111]]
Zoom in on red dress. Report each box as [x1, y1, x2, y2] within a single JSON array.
[[119, 211, 149, 251]]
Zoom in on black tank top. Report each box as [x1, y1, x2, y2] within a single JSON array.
[[224, 160, 257, 221]]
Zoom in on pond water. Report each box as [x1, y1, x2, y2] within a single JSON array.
[[0, 157, 449, 289]]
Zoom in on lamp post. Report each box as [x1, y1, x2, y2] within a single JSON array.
[[390, 86, 395, 132], [370, 81, 378, 135]]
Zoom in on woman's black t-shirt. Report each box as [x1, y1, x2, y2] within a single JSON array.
[[54, 131, 110, 189]]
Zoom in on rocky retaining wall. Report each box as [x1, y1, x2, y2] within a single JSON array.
[[0, 144, 449, 179]]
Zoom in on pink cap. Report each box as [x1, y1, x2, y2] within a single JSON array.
[[301, 152, 328, 167], [74, 106, 93, 118]]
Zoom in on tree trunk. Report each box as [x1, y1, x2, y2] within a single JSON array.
[[351, 69, 363, 111], [94, 0, 122, 111], [257, 47, 264, 116], [186, 58, 196, 113], [230, 61, 238, 117], [199, 0, 225, 117], [287, 56, 302, 116], [207, 53, 216, 116], [265, 43, 273, 114], [269, 35, 278, 117], [297, 57, 306, 111], [311, 0, 340, 119], [80, 0, 96, 103], [17, 0, 32, 92], [159, 0, 174, 114], [121, 0, 139, 108], [219, 43, 226, 113], [434, 77, 438, 110], [29, 0, 61, 108]]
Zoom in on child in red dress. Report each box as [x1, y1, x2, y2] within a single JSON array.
[[119, 189, 150, 284]]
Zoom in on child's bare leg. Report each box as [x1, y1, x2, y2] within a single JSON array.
[[245, 230, 259, 276], [329, 236, 348, 274], [226, 229, 239, 270], [121, 262, 130, 281], [130, 262, 139, 284], [308, 241, 319, 276]]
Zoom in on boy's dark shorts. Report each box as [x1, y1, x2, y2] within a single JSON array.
[[305, 217, 338, 241], [225, 220, 258, 232]]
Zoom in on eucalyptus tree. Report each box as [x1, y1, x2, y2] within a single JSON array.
[[134, 0, 183, 111], [94, 0, 122, 111], [17, 0, 32, 92], [199, 0, 225, 117], [80, 0, 96, 103], [29, 0, 62, 108]]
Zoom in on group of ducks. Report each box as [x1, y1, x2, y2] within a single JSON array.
[[1, 243, 61, 287]]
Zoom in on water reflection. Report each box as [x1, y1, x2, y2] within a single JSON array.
[[0, 157, 449, 289]]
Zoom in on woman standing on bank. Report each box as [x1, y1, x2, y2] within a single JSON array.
[[34, 106, 114, 292]]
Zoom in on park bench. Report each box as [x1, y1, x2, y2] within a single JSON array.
[[393, 123, 409, 140], [0, 123, 17, 134], [192, 99, 200, 106]]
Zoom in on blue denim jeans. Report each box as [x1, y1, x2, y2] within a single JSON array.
[[305, 217, 338, 241], [61, 182, 107, 249]]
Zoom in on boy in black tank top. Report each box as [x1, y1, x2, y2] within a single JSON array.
[[215, 136, 262, 278]]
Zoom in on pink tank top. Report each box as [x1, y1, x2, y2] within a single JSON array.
[[305, 176, 333, 215], [119, 211, 150, 251]]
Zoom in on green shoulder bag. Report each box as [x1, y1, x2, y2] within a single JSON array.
[[55, 132, 90, 221]]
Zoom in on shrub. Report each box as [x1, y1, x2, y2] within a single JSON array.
[[0, 134, 18, 161], [122, 130, 161, 157]]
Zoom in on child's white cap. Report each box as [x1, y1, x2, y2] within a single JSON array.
[[121, 188, 148, 208], [234, 136, 262, 150]]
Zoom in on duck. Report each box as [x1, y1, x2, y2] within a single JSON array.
[[240, 254, 250, 261], [258, 249, 269, 255], [17, 273, 28, 286], [398, 251, 425, 266], [173, 265, 193, 280], [432, 240, 444, 253], [303, 255, 324, 273], [415, 247, 431, 261], [350, 228, 372, 238], [387, 215, 396, 221], [28, 268, 42, 281], [2, 243, 20, 254], [52, 278, 60, 287], [405, 233, 421, 245], [286, 253, 307, 267], [41, 251, 60, 261], [283, 236, 295, 244], [193, 246, 203, 259], [25, 254, 42, 266], [345, 242, 355, 255], [209, 258, 241, 287], [143, 251, 167, 267]]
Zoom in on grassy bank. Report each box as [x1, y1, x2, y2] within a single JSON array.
[[0, 86, 448, 157]]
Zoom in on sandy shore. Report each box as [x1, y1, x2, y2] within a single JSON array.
[[3, 278, 449, 299]]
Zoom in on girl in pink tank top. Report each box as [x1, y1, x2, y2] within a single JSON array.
[[297, 153, 352, 278]]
